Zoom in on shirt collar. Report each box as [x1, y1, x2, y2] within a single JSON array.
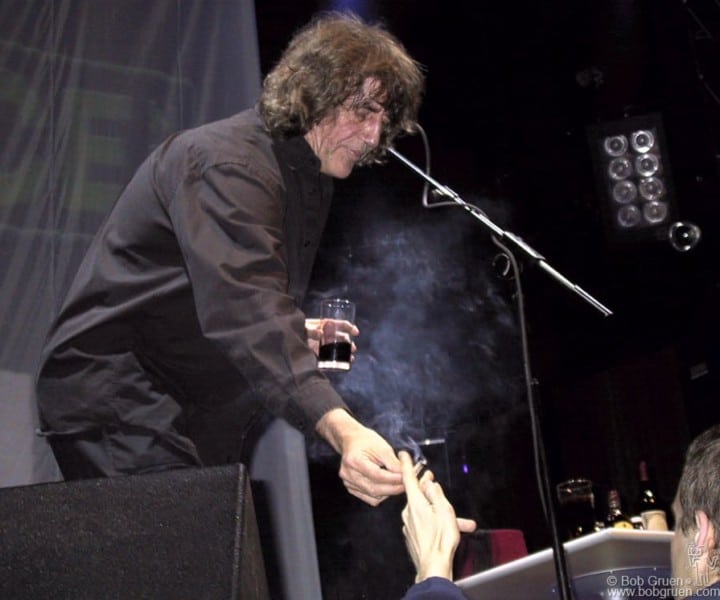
[[273, 133, 322, 174]]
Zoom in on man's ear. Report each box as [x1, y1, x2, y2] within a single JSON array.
[[694, 510, 717, 553]]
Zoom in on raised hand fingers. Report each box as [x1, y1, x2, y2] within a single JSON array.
[[400, 451, 434, 504]]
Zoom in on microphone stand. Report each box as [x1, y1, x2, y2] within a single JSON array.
[[389, 148, 612, 317], [389, 147, 613, 600]]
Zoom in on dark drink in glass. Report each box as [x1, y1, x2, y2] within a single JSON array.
[[318, 341, 352, 371], [559, 494, 596, 540], [316, 298, 356, 372], [556, 479, 596, 541]]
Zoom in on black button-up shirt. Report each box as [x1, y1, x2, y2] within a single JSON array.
[[37, 108, 347, 440]]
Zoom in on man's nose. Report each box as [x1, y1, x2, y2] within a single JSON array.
[[362, 114, 383, 147]]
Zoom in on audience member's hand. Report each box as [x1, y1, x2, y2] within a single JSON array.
[[316, 408, 403, 506], [400, 451, 477, 583]]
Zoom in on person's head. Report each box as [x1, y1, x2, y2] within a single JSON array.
[[259, 12, 424, 178], [671, 424, 720, 595]]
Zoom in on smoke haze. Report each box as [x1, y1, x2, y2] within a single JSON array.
[[306, 179, 523, 456]]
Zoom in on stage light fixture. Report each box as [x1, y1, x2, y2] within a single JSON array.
[[635, 153, 659, 177], [603, 135, 628, 157], [630, 129, 655, 153], [617, 204, 642, 228], [612, 180, 637, 204], [588, 114, 677, 242], [608, 156, 633, 180]]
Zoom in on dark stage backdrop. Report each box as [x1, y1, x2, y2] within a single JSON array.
[[6, 1, 720, 596], [0, 0, 261, 487]]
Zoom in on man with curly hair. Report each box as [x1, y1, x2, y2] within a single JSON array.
[[36, 12, 424, 506]]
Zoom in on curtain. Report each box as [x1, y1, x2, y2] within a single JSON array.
[[0, 0, 261, 486]]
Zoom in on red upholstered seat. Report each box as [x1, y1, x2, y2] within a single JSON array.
[[454, 529, 528, 578]]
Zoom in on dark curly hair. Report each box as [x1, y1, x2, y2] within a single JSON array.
[[259, 12, 424, 163]]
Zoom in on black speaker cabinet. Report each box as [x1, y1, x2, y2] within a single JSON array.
[[0, 464, 269, 599]]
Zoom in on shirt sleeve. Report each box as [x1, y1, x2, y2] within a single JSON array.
[[400, 577, 467, 600], [166, 154, 347, 434]]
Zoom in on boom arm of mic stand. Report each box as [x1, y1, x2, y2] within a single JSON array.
[[388, 147, 613, 317]]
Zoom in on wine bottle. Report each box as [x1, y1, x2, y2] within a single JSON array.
[[636, 460, 669, 531], [605, 489, 634, 529]]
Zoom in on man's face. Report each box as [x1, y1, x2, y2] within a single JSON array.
[[304, 78, 388, 179]]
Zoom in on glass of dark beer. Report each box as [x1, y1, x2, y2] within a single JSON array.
[[556, 478, 596, 541], [317, 298, 356, 372]]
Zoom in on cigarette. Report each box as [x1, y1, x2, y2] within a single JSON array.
[[412, 445, 428, 477], [396, 434, 428, 475], [411, 444, 427, 466]]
